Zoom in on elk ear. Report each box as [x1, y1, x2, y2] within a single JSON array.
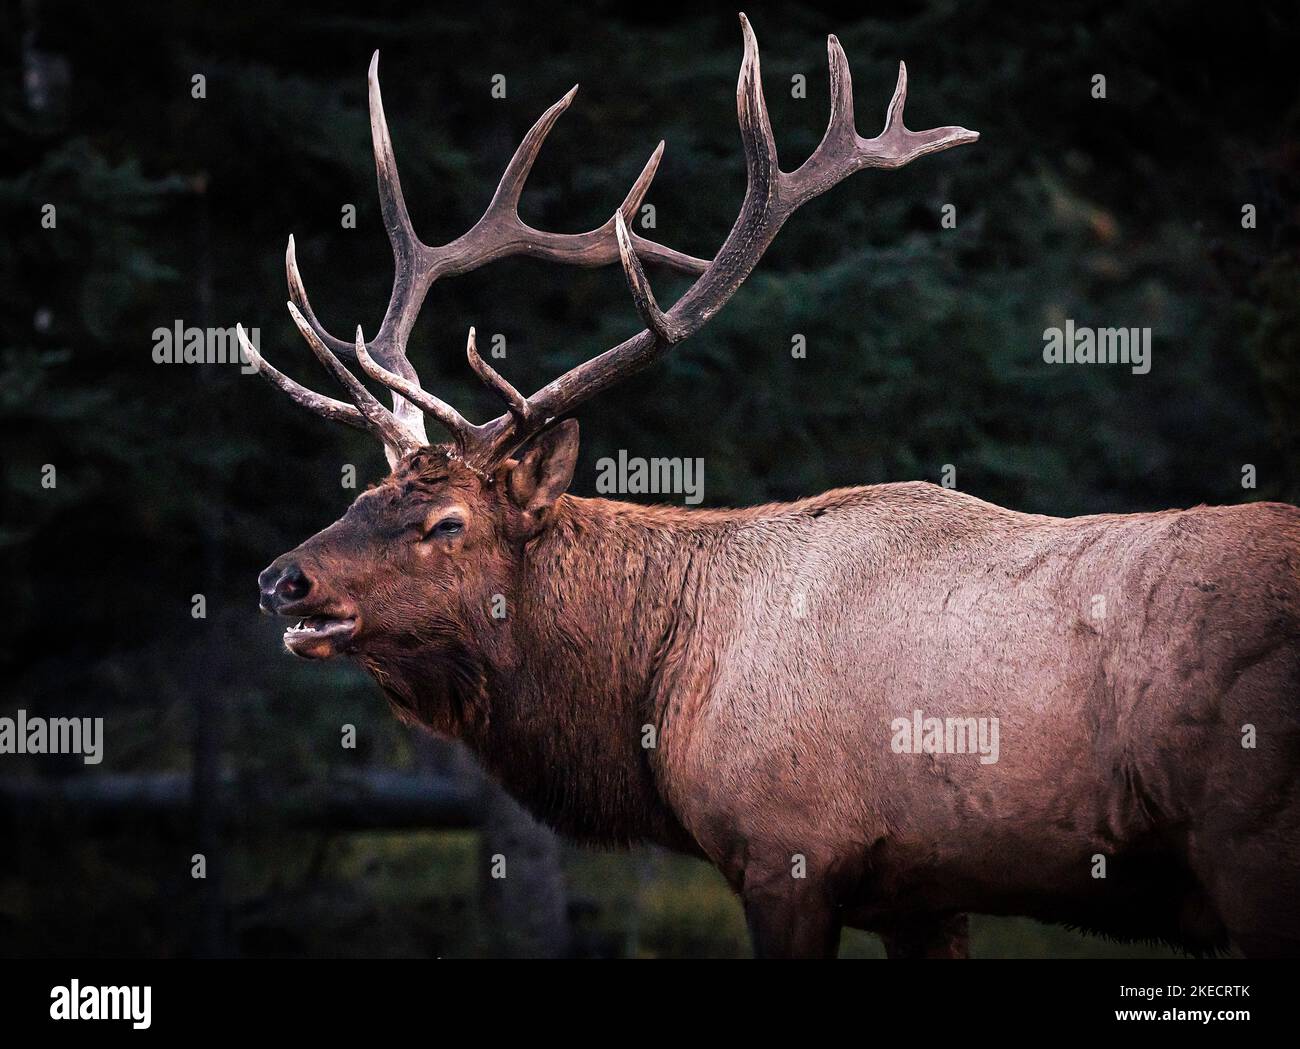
[[504, 419, 580, 534]]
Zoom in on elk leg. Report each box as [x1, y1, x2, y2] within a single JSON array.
[[741, 875, 842, 959], [880, 913, 970, 958]]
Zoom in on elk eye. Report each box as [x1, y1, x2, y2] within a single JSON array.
[[426, 517, 464, 539]]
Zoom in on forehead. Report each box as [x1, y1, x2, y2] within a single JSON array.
[[347, 453, 481, 522]]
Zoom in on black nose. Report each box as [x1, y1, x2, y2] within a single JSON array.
[[258, 562, 312, 613]]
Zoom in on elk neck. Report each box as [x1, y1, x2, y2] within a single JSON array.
[[376, 493, 731, 849]]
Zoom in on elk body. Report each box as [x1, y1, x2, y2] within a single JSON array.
[[242, 17, 1300, 958]]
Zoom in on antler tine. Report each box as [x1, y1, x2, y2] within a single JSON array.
[[482, 84, 579, 223], [579, 141, 707, 273], [368, 51, 423, 265], [619, 141, 664, 223], [736, 13, 779, 190], [354, 337, 478, 447], [854, 60, 980, 170], [286, 304, 420, 465], [284, 235, 354, 359], [237, 324, 371, 433], [359, 54, 442, 446], [614, 212, 679, 343], [462, 13, 978, 468], [823, 35, 856, 150], [440, 91, 709, 276], [465, 328, 533, 426]]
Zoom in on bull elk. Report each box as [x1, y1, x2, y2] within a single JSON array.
[[240, 15, 1300, 958]]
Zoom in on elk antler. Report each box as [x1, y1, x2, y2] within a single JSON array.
[[457, 15, 978, 467], [243, 14, 977, 471], [247, 50, 708, 466]]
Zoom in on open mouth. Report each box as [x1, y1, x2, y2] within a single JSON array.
[[282, 615, 358, 659]]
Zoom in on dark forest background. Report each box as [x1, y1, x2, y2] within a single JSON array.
[[1, 0, 1297, 957]]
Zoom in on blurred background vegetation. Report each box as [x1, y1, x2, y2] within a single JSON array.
[[0, 0, 1296, 957]]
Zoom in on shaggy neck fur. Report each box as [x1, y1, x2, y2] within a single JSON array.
[[365, 493, 746, 848]]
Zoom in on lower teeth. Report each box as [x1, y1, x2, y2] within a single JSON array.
[[289, 618, 345, 635]]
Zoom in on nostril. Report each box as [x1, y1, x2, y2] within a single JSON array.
[[275, 564, 312, 603], [257, 564, 279, 594]]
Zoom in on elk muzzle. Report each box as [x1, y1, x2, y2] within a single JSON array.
[[258, 558, 359, 660]]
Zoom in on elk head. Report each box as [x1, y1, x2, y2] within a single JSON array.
[[243, 14, 977, 668]]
